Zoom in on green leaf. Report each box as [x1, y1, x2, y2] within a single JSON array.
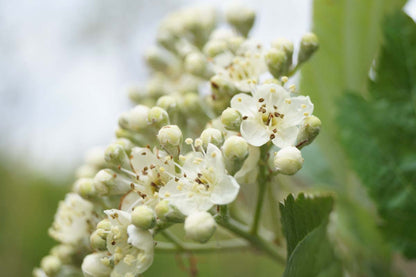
[[280, 193, 342, 277], [300, 0, 406, 181], [338, 11, 416, 258]]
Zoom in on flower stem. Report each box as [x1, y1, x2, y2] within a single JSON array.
[[250, 144, 272, 235], [155, 239, 249, 253]]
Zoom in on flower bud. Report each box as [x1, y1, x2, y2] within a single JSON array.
[[271, 38, 294, 64], [155, 200, 185, 223], [203, 40, 228, 57], [82, 253, 112, 277], [85, 147, 106, 168], [223, 136, 249, 160], [221, 107, 241, 130], [296, 115, 321, 148], [96, 218, 111, 231], [184, 211, 216, 243], [210, 74, 237, 97], [148, 106, 170, 128], [94, 169, 131, 196], [113, 138, 135, 154], [50, 244, 75, 264], [183, 93, 200, 114], [185, 52, 208, 76], [156, 95, 177, 112], [119, 105, 150, 132], [74, 178, 96, 199], [131, 205, 156, 230], [128, 85, 146, 103], [75, 165, 97, 179], [41, 255, 62, 276], [90, 229, 107, 251], [225, 3, 255, 37], [200, 128, 223, 148], [298, 32, 319, 64], [104, 143, 129, 167], [145, 46, 179, 73], [157, 125, 182, 147], [265, 48, 289, 78], [274, 146, 304, 175]]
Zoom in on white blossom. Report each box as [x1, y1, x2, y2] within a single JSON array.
[[159, 143, 239, 215], [231, 83, 313, 147]]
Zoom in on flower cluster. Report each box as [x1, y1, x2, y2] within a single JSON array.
[[35, 3, 320, 276]]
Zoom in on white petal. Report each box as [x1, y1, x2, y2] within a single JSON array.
[[105, 209, 131, 226], [82, 253, 112, 277], [206, 143, 226, 173], [235, 145, 260, 185], [131, 147, 158, 172], [120, 191, 144, 212], [280, 96, 314, 126], [210, 175, 240, 205], [127, 225, 154, 252], [254, 83, 289, 109], [272, 126, 299, 148], [240, 117, 270, 146], [230, 93, 257, 117]]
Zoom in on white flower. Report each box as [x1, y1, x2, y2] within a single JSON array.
[[231, 83, 313, 147], [104, 209, 154, 277], [48, 193, 96, 245], [159, 143, 239, 215]]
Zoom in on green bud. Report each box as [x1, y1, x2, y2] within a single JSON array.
[[200, 128, 223, 148], [155, 200, 185, 223], [96, 218, 111, 231], [50, 244, 75, 264], [265, 48, 289, 78], [183, 93, 200, 114], [113, 138, 135, 155], [298, 32, 319, 64], [221, 108, 241, 130], [274, 146, 304, 175], [157, 125, 182, 147], [210, 74, 237, 97], [148, 106, 170, 128], [104, 143, 129, 167], [225, 3, 256, 37], [128, 85, 146, 103], [184, 211, 216, 243], [156, 95, 177, 112], [296, 115, 321, 148], [203, 40, 228, 57], [90, 229, 107, 251], [118, 105, 150, 132], [228, 36, 245, 53], [41, 255, 62, 276], [185, 52, 208, 77], [131, 205, 156, 230], [74, 178, 96, 199], [223, 136, 249, 160]]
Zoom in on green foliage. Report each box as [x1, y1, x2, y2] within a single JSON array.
[[300, 0, 406, 180], [338, 11, 416, 258], [280, 193, 342, 277]]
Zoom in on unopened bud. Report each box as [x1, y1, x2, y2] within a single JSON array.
[[184, 211, 216, 243], [200, 128, 223, 148], [274, 146, 304, 175], [203, 39, 228, 57], [90, 229, 107, 251], [185, 52, 208, 76], [296, 115, 321, 148], [119, 105, 150, 132], [96, 218, 111, 231], [298, 32, 319, 64], [82, 253, 112, 277], [113, 138, 135, 154], [131, 205, 156, 230], [145, 46, 179, 73], [157, 125, 182, 146], [156, 95, 177, 112], [74, 178, 96, 199], [41, 255, 62, 276], [94, 169, 131, 196], [155, 200, 185, 223], [225, 3, 255, 37], [148, 106, 169, 127], [104, 143, 129, 167], [50, 244, 75, 264], [221, 108, 241, 130], [271, 38, 294, 58], [183, 93, 200, 113], [210, 74, 237, 97], [223, 136, 249, 160], [265, 48, 289, 78]]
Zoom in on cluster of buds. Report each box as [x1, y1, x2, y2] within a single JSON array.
[[35, 3, 320, 276]]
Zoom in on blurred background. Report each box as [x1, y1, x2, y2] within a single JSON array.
[[0, 0, 415, 276]]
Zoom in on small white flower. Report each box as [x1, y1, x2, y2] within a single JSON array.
[[231, 83, 313, 147], [159, 143, 239, 215], [48, 193, 96, 245], [104, 209, 154, 276]]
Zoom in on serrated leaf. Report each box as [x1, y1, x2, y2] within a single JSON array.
[[338, 11, 416, 258], [280, 193, 342, 277]]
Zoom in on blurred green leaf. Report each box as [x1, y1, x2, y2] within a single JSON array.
[[300, 0, 406, 179], [280, 193, 342, 277], [338, 11, 416, 258]]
